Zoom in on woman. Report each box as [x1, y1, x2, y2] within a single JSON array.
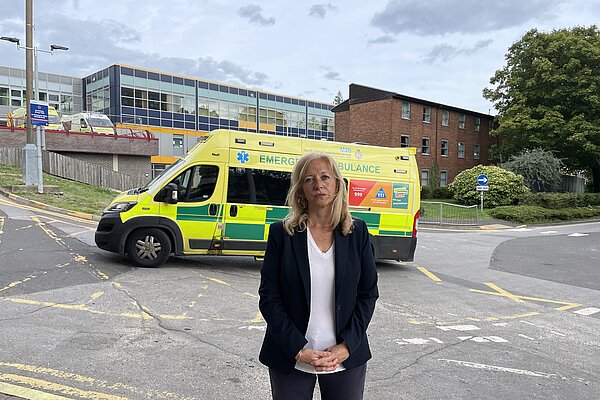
[[258, 152, 379, 400]]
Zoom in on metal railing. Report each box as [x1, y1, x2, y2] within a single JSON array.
[[420, 201, 479, 226]]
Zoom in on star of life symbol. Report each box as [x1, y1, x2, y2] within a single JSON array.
[[355, 150, 363, 160], [237, 150, 250, 164]]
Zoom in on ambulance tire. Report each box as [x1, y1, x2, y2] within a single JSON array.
[[126, 228, 172, 268]]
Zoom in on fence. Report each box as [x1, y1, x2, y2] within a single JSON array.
[[0, 147, 147, 191], [420, 201, 479, 226]]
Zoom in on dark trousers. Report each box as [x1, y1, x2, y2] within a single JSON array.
[[269, 364, 367, 400]]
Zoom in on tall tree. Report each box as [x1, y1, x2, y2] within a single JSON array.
[[333, 91, 344, 105], [483, 26, 600, 192]]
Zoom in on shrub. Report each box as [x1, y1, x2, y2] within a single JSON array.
[[502, 149, 563, 192], [432, 187, 453, 199], [420, 186, 433, 200], [449, 165, 529, 207], [519, 192, 600, 208]]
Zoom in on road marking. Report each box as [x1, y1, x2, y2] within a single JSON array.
[[0, 275, 37, 293], [568, 232, 588, 237], [457, 336, 508, 343], [470, 283, 581, 310], [438, 359, 576, 380], [573, 307, 600, 316], [0, 373, 126, 400], [0, 381, 71, 400], [415, 265, 442, 282], [206, 277, 229, 286], [0, 198, 97, 225], [550, 330, 566, 337], [30, 216, 66, 248], [540, 230, 559, 234], [436, 324, 480, 332], [0, 362, 196, 400], [246, 311, 264, 324], [519, 334, 536, 341]]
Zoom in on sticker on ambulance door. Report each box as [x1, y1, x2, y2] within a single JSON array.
[[350, 180, 409, 209]]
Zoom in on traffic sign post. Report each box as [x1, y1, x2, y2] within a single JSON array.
[[30, 100, 49, 194], [476, 174, 489, 212]]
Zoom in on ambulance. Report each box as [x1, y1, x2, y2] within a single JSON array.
[[95, 129, 420, 267], [7, 106, 63, 130], [61, 112, 116, 135]]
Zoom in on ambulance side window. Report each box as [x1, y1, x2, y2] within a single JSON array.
[[169, 165, 219, 202], [227, 167, 290, 206]]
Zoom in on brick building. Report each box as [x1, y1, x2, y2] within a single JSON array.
[[332, 84, 498, 187]]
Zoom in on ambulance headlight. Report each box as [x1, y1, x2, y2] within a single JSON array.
[[105, 202, 137, 213]]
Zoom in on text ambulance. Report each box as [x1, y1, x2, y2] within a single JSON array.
[[95, 129, 420, 267]]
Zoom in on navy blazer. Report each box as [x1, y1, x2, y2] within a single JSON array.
[[258, 218, 379, 373]]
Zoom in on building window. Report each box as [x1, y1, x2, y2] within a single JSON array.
[[475, 117, 480, 132], [441, 110, 449, 126], [440, 171, 448, 187], [421, 170, 429, 187], [489, 119, 494, 131], [400, 134, 410, 148], [474, 144, 480, 160], [173, 134, 184, 157], [458, 142, 465, 158], [422, 137, 430, 155], [422, 106, 431, 123], [459, 113, 466, 129], [402, 101, 410, 119], [441, 140, 449, 156]]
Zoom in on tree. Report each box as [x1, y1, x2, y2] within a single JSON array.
[[449, 165, 529, 207], [333, 91, 344, 105], [483, 26, 600, 192], [502, 149, 563, 192]]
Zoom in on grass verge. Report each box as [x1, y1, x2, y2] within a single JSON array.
[[0, 165, 118, 215]]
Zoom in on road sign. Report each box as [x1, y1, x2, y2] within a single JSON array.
[[476, 185, 489, 191], [30, 100, 49, 126], [477, 174, 488, 186]]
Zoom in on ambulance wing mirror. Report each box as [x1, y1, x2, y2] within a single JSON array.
[[156, 183, 179, 204]]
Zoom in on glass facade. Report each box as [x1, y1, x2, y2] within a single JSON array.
[[83, 65, 334, 141]]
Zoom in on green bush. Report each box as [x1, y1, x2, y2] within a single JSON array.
[[502, 149, 563, 192], [519, 192, 600, 208], [449, 165, 529, 206], [432, 187, 453, 199], [489, 205, 600, 223], [420, 186, 433, 200]]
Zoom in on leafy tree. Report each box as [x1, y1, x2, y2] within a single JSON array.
[[502, 149, 563, 192], [449, 165, 529, 207], [333, 91, 344, 105], [483, 26, 600, 192]]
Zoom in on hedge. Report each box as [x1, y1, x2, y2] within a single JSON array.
[[518, 192, 600, 209], [489, 205, 600, 224]]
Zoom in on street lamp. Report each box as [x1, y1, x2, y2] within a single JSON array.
[[1, 36, 68, 193]]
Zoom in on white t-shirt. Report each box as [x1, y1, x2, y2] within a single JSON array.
[[295, 228, 346, 374]]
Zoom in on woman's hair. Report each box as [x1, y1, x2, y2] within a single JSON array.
[[283, 152, 353, 236]]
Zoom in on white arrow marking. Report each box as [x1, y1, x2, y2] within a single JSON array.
[[573, 307, 600, 316], [568, 233, 588, 237]]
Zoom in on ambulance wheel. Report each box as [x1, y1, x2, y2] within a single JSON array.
[[126, 228, 171, 267]]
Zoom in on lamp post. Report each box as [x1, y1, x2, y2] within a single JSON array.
[[1, 8, 68, 192]]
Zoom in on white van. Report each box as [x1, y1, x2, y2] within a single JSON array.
[[61, 112, 116, 135]]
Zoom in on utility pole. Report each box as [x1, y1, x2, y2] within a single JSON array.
[[23, 0, 37, 185]]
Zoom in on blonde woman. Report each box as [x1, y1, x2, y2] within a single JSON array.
[[259, 152, 379, 400]]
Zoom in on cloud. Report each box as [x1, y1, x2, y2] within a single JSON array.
[[367, 35, 397, 45], [237, 5, 275, 26], [371, 0, 564, 36], [309, 3, 337, 18], [423, 39, 493, 63], [323, 71, 343, 81]]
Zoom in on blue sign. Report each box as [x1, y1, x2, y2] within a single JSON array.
[[477, 174, 489, 185], [30, 100, 49, 126]]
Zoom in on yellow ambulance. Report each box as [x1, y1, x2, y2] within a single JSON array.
[[95, 129, 420, 267], [7, 106, 63, 130]]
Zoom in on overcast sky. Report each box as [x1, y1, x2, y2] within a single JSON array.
[[1, 0, 598, 114]]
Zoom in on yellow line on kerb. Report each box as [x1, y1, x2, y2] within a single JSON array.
[[0, 381, 72, 400], [415, 265, 442, 282]]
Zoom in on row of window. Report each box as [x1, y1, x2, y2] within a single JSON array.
[[400, 135, 481, 159], [1, 86, 75, 112], [420, 170, 449, 187], [401, 100, 486, 131]]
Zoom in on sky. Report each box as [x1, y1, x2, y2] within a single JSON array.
[[1, 0, 599, 114]]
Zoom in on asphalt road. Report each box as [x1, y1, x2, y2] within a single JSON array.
[[1, 195, 599, 400]]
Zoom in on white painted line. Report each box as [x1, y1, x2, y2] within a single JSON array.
[[568, 232, 588, 237], [540, 230, 559, 234], [458, 336, 473, 341], [550, 330, 566, 337], [404, 338, 432, 345], [429, 337, 444, 343], [492, 322, 508, 327], [573, 307, 600, 316], [520, 320, 536, 326], [519, 334, 535, 341], [484, 336, 509, 343], [509, 227, 533, 232], [457, 336, 508, 343], [437, 324, 480, 332]]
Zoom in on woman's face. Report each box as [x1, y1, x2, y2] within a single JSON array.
[[302, 158, 337, 210]]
